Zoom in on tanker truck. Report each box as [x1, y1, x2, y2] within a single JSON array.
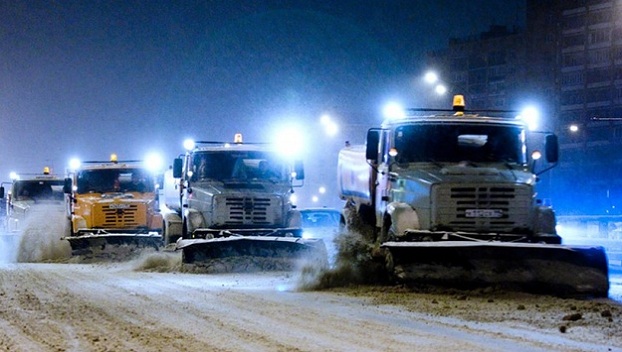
[[338, 95, 609, 297], [161, 134, 327, 269]]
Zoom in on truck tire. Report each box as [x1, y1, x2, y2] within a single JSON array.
[[65, 219, 75, 237], [358, 204, 375, 227], [379, 216, 396, 244], [384, 248, 397, 283], [163, 220, 180, 245]]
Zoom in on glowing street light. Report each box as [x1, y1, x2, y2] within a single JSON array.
[[569, 124, 579, 133], [434, 84, 448, 95], [320, 114, 339, 137], [424, 71, 438, 84]]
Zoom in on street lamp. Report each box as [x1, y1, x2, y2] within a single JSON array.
[[423, 70, 457, 97], [424, 71, 438, 84], [435, 84, 448, 95], [320, 114, 339, 137]]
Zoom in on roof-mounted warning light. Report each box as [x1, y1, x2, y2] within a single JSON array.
[[453, 95, 465, 116], [110, 153, 118, 163], [234, 133, 243, 144], [43, 166, 50, 175]]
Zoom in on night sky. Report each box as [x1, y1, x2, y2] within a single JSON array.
[[0, 0, 524, 183]]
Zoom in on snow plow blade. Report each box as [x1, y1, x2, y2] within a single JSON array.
[[177, 236, 328, 272], [63, 233, 163, 258], [383, 241, 609, 297]]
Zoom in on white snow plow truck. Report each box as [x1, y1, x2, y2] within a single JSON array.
[[62, 154, 163, 256], [0, 167, 65, 249], [339, 95, 609, 297], [161, 134, 327, 269]]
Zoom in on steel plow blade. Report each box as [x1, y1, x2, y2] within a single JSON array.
[[382, 241, 610, 297], [177, 236, 328, 272], [63, 233, 163, 258]]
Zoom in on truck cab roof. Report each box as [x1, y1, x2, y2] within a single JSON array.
[[381, 113, 527, 129]]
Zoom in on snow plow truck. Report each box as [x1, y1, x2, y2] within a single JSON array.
[[0, 167, 65, 250], [338, 95, 609, 297], [62, 154, 163, 256], [161, 134, 327, 270], [2, 167, 65, 231]]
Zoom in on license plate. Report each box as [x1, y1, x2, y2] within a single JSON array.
[[109, 203, 130, 209], [465, 209, 503, 218]]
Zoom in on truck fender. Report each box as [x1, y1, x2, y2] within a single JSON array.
[[71, 215, 87, 232], [183, 208, 205, 234], [162, 210, 182, 245], [384, 202, 420, 239], [533, 206, 556, 235]]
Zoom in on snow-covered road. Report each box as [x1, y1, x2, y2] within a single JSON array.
[[0, 254, 620, 352]]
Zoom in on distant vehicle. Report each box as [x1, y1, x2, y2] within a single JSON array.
[[0, 167, 65, 233], [300, 208, 341, 266], [301, 208, 341, 231]]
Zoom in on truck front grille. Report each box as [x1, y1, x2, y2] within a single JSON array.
[[96, 204, 142, 228], [433, 184, 532, 233], [223, 196, 279, 226]]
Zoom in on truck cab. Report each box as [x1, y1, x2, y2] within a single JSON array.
[[64, 154, 162, 241], [163, 135, 305, 244], [339, 96, 560, 243], [0, 167, 65, 233]]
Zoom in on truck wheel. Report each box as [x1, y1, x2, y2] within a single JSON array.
[[379, 216, 396, 244], [358, 204, 375, 227], [384, 248, 396, 283], [65, 219, 75, 237], [162, 221, 171, 245]]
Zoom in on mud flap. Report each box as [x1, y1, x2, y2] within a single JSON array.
[[383, 241, 610, 297], [177, 236, 328, 272], [63, 233, 163, 258]]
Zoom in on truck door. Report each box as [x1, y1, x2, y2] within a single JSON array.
[[374, 130, 391, 226]]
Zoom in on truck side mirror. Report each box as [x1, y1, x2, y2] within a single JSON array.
[[545, 134, 559, 163], [0, 186, 4, 199], [366, 129, 380, 161], [294, 160, 304, 180], [173, 158, 183, 178], [63, 178, 72, 194]]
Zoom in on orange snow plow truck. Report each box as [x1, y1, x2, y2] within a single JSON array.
[[338, 96, 609, 297], [62, 154, 163, 256]]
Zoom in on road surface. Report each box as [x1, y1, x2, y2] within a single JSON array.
[[0, 251, 620, 352]]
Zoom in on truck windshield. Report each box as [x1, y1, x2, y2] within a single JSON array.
[[393, 124, 526, 164], [76, 168, 155, 193], [13, 180, 65, 201], [191, 151, 288, 182]]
